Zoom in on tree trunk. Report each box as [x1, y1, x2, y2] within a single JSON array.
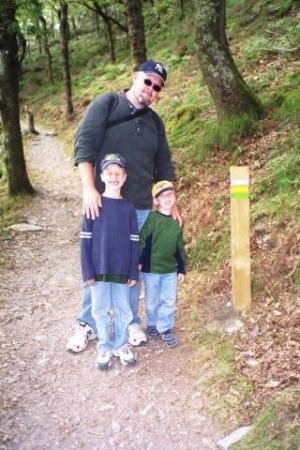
[[103, 6, 116, 63], [180, 0, 185, 19], [40, 16, 54, 84], [0, 0, 34, 196], [36, 18, 43, 54], [24, 106, 39, 135], [126, 0, 147, 70], [58, 1, 74, 116], [106, 20, 116, 63], [194, 0, 264, 119], [95, 12, 100, 36], [71, 16, 78, 38]]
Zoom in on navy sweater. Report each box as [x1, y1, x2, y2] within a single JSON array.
[[74, 91, 175, 209], [80, 197, 139, 283]]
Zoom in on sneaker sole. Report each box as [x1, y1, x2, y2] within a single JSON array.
[[128, 338, 147, 346], [112, 351, 137, 366], [66, 343, 88, 353], [163, 342, 177, 348], [119, 358, 136, 367], [147, 333, 160, 339], [96, 360, 112, 370]]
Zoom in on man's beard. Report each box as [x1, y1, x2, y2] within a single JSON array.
[[133, 90, 150, 107]]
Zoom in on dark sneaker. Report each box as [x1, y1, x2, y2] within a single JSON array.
[[147, 325, 160, 338], [161, 329, 177, 348]]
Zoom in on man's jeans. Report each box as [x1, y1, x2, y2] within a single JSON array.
[[91, 281, 132, 351], [143, 272, 178, 333], [78, 209, 150, 331]]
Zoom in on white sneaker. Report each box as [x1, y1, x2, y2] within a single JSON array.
[[96, 350, 112, 370], [113, 344, 136, 366], [128, 323, 147, 346], [66, 322, 97, 353]]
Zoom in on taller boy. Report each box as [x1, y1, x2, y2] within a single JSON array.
[[81, 154, 139, 369], [68, 60, 180, 352]]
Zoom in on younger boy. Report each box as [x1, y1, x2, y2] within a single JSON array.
[[139, 181, 186, 348], [80, 153, 139, 369]]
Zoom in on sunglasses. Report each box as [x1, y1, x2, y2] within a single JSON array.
[[143, 78, 162, 92]]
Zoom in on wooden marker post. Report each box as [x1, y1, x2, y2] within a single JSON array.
[[230, 166, 251, 311]]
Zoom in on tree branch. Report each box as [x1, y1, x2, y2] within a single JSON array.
[[70, 0, 128, 33]]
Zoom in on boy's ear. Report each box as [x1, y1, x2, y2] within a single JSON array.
[[100, 173, 104, 182], [153, 197, 159, 206]]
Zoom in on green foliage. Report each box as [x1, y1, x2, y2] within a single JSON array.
[[231, 387, 300, 450], [189, 230, 230, 271], [243, 35, 268, 61], [276, 90, 300, 126], [255, 139, 300, 196], [267, 0, 295, 16], [253, 137, 300, 221], [197, 113, 258, 154]]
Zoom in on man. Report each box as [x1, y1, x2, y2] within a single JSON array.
[[67, 60, 181, 353]]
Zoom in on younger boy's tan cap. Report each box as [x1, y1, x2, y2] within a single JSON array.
[[152, 180, 174, 198]]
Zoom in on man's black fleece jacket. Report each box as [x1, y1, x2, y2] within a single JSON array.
[[74, 91, 176, 210]]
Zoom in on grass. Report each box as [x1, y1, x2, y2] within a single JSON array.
[[189, 229, 230, 272], [0, 191, 31, 266], [253, 137, 300, 221], [188, 303, 253, 427], [231, 387, 300, 450]]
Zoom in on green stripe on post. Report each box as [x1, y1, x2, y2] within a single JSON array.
[[231, 192, 249, 200]]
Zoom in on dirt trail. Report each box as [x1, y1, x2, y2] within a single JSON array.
[[0, 132, 222, 450]]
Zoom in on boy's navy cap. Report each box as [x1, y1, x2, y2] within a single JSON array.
[[152, 180, 174, 198], [137, 60, 167, 85], [101, 153, 127, 171]]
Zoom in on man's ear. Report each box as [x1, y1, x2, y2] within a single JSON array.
[[153, 197, 159, 207], [100, 173, 104, 182]]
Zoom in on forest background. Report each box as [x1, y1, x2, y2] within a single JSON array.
[[0, 0, 300, 448]]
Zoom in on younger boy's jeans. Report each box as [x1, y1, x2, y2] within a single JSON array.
[[78, 209, 150, 332], [143, 272, 178, 334], [91, 281, 132, 351]]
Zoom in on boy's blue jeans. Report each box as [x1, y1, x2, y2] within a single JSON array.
[[91, 281, 132, 351], [143, 272, 178, 333], [78, 209, 150, 332]]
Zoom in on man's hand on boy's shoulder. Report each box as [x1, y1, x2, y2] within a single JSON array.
[[83, 187, 102, 220], [171, 203, 182, 227]]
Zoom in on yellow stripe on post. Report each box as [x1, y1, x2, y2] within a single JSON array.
[[230, 166, 251, 311]]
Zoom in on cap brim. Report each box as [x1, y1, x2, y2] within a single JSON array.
[[154, 187, 174, 198], [101, 162, 126, 171]]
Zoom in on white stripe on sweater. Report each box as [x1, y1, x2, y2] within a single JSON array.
[[80, 232, 92, 239]]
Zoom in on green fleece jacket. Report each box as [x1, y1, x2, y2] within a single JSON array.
[[139, 211, 186, 274]]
